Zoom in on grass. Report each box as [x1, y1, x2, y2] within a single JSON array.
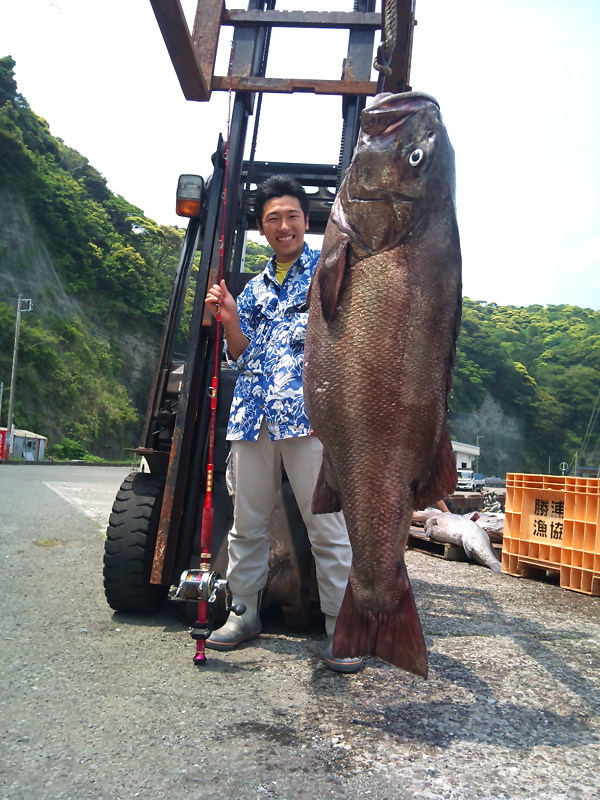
[[33, 538, 63, 547]]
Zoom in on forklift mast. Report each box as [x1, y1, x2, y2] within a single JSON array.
[[103, 1, 415, 620]]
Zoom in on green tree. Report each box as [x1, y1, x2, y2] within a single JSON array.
[[0, 59, 188, 456], [451, 300, 600, 472], [0, 56, 20, 108], [244, 239, 273, 274]]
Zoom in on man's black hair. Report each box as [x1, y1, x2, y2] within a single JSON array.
[[254, 175, 309, 226]]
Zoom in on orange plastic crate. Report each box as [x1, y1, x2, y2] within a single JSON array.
[[503, 473, 600, 596]]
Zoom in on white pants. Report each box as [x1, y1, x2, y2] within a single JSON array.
[[226, 420, 352, 617]]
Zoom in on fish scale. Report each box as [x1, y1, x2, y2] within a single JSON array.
[[305, 91, 462, 677]]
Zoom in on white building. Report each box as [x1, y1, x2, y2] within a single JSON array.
[[0, 427, 47, 460], [452, 440, 480, 471]]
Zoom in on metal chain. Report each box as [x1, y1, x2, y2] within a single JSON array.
[[373, 0, 397, 76]]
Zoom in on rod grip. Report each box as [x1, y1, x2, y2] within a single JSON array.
[[201, 506, 214, 555]]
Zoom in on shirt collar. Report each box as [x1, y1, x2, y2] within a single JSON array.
[[263, 242, 312, 286]]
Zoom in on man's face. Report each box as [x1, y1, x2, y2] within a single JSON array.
[[258, 195, 309, 264]]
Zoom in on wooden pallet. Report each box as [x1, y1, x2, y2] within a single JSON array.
[[408, 527, 503, 563], [502, 555, 600, 596]]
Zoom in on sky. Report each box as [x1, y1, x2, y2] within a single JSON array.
[[1, 0, 599, 310]]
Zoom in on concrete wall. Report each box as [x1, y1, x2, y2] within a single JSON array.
[[454, 452, 474, 470]]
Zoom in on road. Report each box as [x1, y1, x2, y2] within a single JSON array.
[[1, 464, 599, 800]]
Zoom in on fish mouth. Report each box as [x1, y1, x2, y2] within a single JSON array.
[[362, 91, 439, 137], [347, 193, 414, 204], [368, 90, 439, 111]]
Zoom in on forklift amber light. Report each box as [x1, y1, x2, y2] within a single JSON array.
[[176, 174, 205, 218]]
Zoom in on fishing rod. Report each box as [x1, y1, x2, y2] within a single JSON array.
[[174, 41, 247, 665]]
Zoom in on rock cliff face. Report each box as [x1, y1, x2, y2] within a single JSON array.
[[0, 188, 161, 455], [0, 188, 81, 318], [450, 392, 525, 476]]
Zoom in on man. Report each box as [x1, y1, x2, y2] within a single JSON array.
[[204, 175, 362, 673]]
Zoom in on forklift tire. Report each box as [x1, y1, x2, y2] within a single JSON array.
[[103, 471, 169, 614]]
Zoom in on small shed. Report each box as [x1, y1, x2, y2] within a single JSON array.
[[452, 440, 480, 470], [0, 427, 47, 460]]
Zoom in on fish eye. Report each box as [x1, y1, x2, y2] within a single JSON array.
[[408, 148, 424, 167]]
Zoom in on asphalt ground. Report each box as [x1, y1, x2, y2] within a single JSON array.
[[0, 464, 599, 800]]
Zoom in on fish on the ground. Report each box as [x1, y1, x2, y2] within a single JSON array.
[[470, 511, 505, 543], [304, 91, 462, 678], [412, 507, 443, 527], [424, 514, 502, 572]]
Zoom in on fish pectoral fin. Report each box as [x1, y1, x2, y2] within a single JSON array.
[[413, 431, 457, 511], [306, 278, 313, 310], [318, 225, 349, 322], [332, 562, 428, 678], [461, 537, 475, 560], [311, 450, 342, 514]]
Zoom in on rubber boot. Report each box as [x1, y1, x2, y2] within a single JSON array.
[[206, 592, 262, 651], [324, 614, 363, 674]]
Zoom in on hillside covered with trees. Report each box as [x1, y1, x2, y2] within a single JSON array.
[[0, 56, 186, 458], [450, 300, 600, 474], [1, 55, 599, 472]]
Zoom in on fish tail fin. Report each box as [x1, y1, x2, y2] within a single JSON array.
[[463, 537, 502, 572], [311, 450, 342, 514], [413, 431, 457, 510], [333, 560, 428, 678]]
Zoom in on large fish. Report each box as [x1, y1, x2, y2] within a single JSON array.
[[424, 514, 502, 573], [304, 91, 462, 677]]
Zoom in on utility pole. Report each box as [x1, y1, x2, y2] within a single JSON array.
[[6, 295, 33, 456], [476, 434, 484, 474]]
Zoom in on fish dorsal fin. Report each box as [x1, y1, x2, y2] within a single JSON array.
[[317, 224, 349, 322]]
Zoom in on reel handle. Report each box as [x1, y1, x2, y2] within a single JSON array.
[[229, 603, 246, 616]]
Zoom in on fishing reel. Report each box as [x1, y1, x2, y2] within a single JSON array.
[[174, 569, 246, 643]]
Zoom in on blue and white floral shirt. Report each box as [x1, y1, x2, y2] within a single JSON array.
[[225, 243, 320, 441]]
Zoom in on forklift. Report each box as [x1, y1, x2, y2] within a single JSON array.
[[103, 0, 415, 635]]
